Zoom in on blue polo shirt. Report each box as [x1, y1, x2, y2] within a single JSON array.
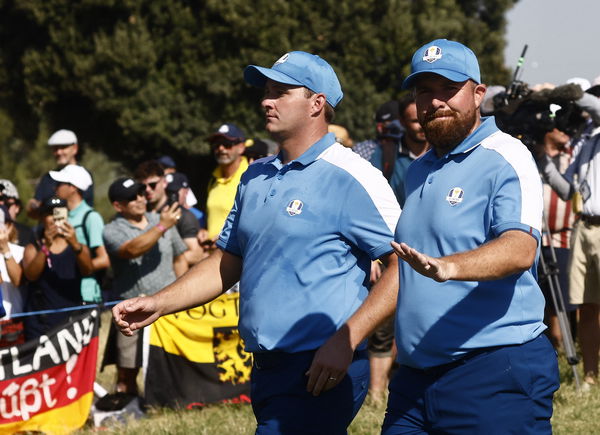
[[217, 133, 401, 353], [395, 117, 546, 369]]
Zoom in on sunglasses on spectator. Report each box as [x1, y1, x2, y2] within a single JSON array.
[[143, 181, 160, 190], [126, 193, 145, 202], [210, 141, 240, 149]]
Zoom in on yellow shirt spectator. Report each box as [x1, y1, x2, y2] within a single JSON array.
[[206, 156, 249, 239]]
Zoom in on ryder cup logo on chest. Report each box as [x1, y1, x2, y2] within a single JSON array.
[[286, 199, 304, 216], [446, 187, 464, 206], [423, 46, 442, 63]]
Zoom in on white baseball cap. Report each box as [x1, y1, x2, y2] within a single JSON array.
[[49, 165, 92, 191], [48, 129, 78, 146]]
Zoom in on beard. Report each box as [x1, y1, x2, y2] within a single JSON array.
[[421, 107, 477, 156]]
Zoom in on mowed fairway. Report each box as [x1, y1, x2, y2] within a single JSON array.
[[76, 311, 600, 434]]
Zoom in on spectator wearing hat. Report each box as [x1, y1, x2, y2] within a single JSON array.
[[134, 161, 202, 266], [27, 129, 94, 218], [157, 154, 201, 211], [50, 164, 109, 303], [112, 50, 400, 433], [243, 138, 278, 163], [0, 204, 26, 347], [353, 100, 402, 161], [22, 197, 93, 340], [166, 172, 207, 264], [368, 94, 430, 207], [0, 179, 35, 246], [102, 177, 188, 394], [202, 123, 249, 249]]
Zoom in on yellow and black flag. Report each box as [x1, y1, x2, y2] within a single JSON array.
[[144, 292, 252, 408]]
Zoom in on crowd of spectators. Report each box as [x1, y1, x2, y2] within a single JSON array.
[[2, 70, 600, 405], [0, 125, 276, 396]]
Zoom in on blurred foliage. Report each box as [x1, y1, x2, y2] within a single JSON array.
[[0, 0, 517, 204]]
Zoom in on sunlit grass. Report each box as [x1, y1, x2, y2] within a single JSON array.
[[79, 312, 600, 434]]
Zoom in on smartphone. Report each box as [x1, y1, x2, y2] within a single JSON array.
[[167, 191, 179, 206], [52, 206, 68, 228]]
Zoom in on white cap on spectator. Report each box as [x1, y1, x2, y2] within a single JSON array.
[[49, 165, 92, 191], [566, 77, 591, 91], [48, 129, 78, 146], [592, 75, 600, 87], [0, 179, 19, 199]]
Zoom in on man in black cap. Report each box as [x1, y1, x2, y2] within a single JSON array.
[[166, 172, 206, 264], [102, 177, 187, 394], [354, 100, 402, 162]]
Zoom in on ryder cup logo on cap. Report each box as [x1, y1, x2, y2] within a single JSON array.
[[402, 39, 481, 89], [423, 46, 442, 63], [243, 51, 343, 107]]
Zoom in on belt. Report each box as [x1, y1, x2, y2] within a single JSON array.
[[580, 215, 600, 225], [416, 345, 505, 376], [253, 348, 368, 370]]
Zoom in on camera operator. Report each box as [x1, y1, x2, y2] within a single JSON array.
[[530, 126, 578, 350], [537, 86, 600, 390]]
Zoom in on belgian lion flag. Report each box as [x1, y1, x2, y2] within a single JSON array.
[[0, 309, 99, 434], [144, 292, 252, 408]]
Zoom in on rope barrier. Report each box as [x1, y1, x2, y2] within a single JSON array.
[[7, 300, 122, 319]]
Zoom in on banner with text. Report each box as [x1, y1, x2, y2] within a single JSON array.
[[145, 292, 252, 408], [0, 309, 99, 434]]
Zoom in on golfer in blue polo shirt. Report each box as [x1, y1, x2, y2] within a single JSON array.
[[382, 39, 560, 434], [112, 51, 401, 434]]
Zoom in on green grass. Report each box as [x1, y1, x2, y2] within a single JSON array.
[[78, 312, 600, 434]]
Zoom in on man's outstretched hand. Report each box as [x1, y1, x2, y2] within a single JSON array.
[[391, 241, 452, 282], [112, 297, 161, 336]]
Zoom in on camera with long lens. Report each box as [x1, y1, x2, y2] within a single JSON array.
[[492, 83, 587, 150]]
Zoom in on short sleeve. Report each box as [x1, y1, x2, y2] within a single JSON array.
[[216, 183, 243, 257], [176, 209, 200, 239], [103, 223, 129, 255], [490, 155, 543, 242], [85, 211, 105, 248], [341, 175, 401, 260]]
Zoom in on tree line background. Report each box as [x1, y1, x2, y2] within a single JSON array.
[[0, 0, 517, 220]]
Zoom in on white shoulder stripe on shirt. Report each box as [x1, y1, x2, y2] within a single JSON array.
[[317, 142, 401, 234], [480, 131, 543, 232]]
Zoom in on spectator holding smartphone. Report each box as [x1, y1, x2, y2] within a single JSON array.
[[134, 161, 200, 266], [102, 177, 188, 394], [49, 164, 109, 303], [22, 197, 93, 340]]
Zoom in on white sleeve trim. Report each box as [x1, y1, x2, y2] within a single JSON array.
[[317, 142, 401, 234], [480, 132, 543, 232]]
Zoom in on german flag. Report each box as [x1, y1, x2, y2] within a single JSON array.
[[0, 309, 99, 434], [145, 292, 252, 408]]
